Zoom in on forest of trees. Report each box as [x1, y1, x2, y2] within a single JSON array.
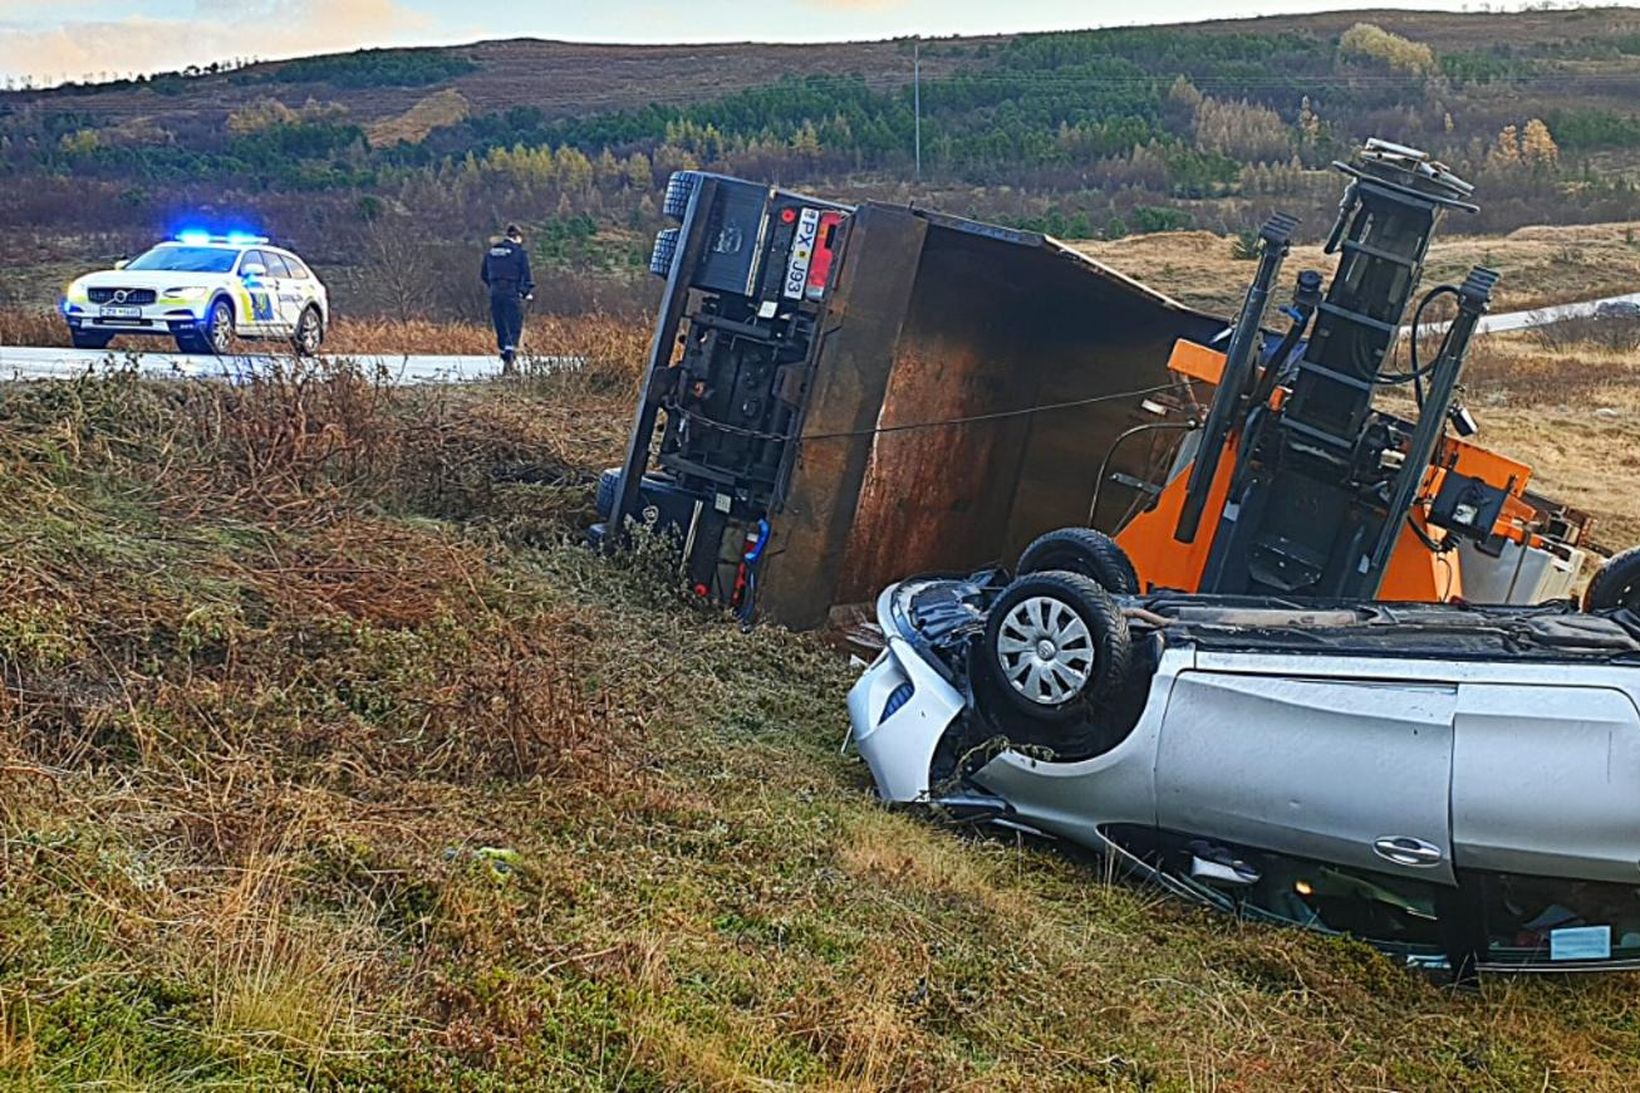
[[6, 18, 1640, 314]]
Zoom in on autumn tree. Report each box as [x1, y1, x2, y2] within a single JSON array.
[[1520, 118, 1560, 168], [1339, 23, 1437, 77]]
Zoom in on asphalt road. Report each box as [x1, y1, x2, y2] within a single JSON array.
[[0, 345, 561, 384], [4, 290, 1635, 384], [1475, 291, 1640, 335]]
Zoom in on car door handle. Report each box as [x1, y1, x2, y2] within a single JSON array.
[[1373, 836, 1444, 868]]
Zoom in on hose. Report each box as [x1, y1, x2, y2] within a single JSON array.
[[1379, 284, 1462, 408]]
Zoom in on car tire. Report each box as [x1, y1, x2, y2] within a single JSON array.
[[982, 570, 1132, 722], [1017, 527, 1140, 595], [70, 331, 112, 350], [195, 298, 234, 356], [292, 306, 323, 357], [1585, 546, 1640, 612]]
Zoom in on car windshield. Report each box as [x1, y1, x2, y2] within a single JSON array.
[[124, 245, 240, 274]]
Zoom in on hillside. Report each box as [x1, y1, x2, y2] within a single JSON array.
[[2, 321, 1640, 1088], [7, 8, 1640, 318]]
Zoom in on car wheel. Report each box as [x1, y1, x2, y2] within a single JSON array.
[[70, 331, 112, 350], [1017, 527, 1140, 594], [1584, 546, 1640, 612], [200, 298, 234, 355], [982, 570, 1132, 721], [292, 306, 323, 356]]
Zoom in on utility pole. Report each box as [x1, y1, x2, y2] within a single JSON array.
[[913, 38, 922, 183]]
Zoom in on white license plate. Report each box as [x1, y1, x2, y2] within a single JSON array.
[[99, 306, 141, 319]]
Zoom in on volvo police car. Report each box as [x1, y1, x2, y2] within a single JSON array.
[[60, 233, 329, 355]]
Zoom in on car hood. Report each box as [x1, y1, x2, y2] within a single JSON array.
[[73, 271, 236, 291]]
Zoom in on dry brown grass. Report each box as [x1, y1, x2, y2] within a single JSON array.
[[3, 315, 1640, 1088], [1074, 221, 1640, 316], [0, 308, 645, 366], [1455, 329, 1640, 549], [366, 88, 471, 148]]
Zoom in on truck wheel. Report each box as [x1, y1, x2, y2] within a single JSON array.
[[595, 466, 621, 519], [649, 228, 680, 278], [982, 570, 1132, 722], [1017, 527, 1139, 595], [70, 331, 112, 350], [663, 171, 703, 220], [1584, 546, 1640, 612]]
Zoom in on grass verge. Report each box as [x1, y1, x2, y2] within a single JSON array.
[[0, 323, 1637, 1089]]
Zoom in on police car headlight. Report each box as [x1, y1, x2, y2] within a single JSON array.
[[165, 286, 209, 300]]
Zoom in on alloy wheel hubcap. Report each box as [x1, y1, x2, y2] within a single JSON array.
[[996, 595, 1094, 705]]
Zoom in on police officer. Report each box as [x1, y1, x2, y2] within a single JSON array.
[[481, 223, 535, 372]]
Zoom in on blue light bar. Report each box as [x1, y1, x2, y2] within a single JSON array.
[[172, 230, 270, 246]]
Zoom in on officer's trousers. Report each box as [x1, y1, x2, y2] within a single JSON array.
[[490, 293, 524, 355]]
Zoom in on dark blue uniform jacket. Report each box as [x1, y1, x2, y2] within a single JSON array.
[[482, 239, 534, 297]]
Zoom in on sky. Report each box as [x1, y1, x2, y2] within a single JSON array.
[[0, 0, 1611, 87]]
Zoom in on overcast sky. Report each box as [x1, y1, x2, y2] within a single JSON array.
[[0, 0, 1607, 86]]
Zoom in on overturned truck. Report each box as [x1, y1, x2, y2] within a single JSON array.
[[593, 172, 1224, 627]]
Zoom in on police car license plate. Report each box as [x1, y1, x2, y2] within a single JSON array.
[[100, 306, 141, 319]]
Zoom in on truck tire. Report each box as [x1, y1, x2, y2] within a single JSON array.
[[982, 570, 1132, 722], [1585, 546, 1640, 612], [595, 466, 621, 519], [649, 228, 680, 278], [663, 170, 703, 220], [1017, 527, 1140, 595]]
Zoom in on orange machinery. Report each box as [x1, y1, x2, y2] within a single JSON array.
[[1097, 141, 1592, 606], [1115, 338, 1584, 603]]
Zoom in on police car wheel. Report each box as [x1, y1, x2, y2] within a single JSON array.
[[203, 299, 234, 355], [70, 331, 112, 350], [292, 307, 323, 356]]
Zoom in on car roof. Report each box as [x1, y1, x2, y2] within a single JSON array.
[[150, 240, 303, 257]]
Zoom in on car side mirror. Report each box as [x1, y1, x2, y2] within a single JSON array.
[[113, 258, 129, 270], [241, 263, 266, 280]]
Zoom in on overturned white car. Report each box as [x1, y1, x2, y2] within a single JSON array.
[[846, 533, 1640, 977]]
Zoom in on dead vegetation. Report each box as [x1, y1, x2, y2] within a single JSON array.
[[1074, 220, 1640, 316], [1, 315, 1639, 1087], [0, 308, 646, 366]]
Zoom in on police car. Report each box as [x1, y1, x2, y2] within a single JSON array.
[[60, 233, 329, 355]]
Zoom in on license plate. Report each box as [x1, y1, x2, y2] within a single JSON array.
[[99, 305, 141, 319]]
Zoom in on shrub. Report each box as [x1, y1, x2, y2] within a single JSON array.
[[1339, 23, 1437, 76]]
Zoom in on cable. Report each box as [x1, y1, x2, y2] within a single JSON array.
[[1378, 285, 1460, 403], [1085, 420, 1196, 526], [675, 380, 1184, 444]]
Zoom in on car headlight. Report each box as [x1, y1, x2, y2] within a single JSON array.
[[165, 286, 209, 300]]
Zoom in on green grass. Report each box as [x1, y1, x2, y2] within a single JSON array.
[[1, 360, 1638, 1089]]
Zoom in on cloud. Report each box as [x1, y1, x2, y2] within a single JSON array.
[[0, 0, 436, 85]]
